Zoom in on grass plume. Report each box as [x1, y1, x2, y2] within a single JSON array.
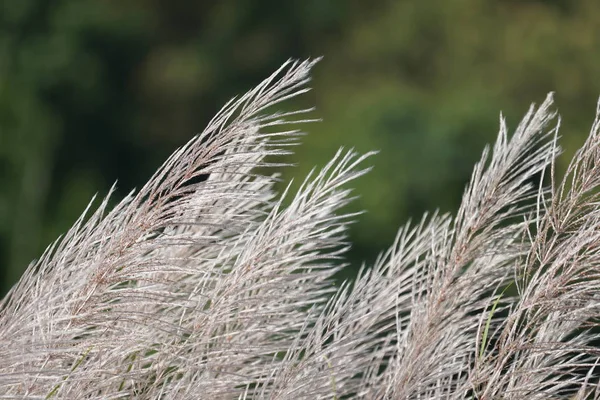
[[2, 59, 600, 399]]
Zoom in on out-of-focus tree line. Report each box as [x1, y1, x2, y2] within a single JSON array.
[[1, 0, 599, 295]]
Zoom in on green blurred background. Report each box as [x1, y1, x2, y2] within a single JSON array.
[[2, 0, 600, 296]]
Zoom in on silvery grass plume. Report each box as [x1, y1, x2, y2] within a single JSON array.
[[2, 59, 600, 399]]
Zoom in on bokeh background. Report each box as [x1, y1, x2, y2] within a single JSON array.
[[2, 0, 600, 296]]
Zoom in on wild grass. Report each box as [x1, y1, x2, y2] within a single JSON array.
[[2, 58, 600, 399]]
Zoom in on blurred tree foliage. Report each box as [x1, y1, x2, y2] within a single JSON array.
[[1, 0, 600, 294]]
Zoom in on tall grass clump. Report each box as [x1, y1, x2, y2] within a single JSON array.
[[2, 58, 600, 399]]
